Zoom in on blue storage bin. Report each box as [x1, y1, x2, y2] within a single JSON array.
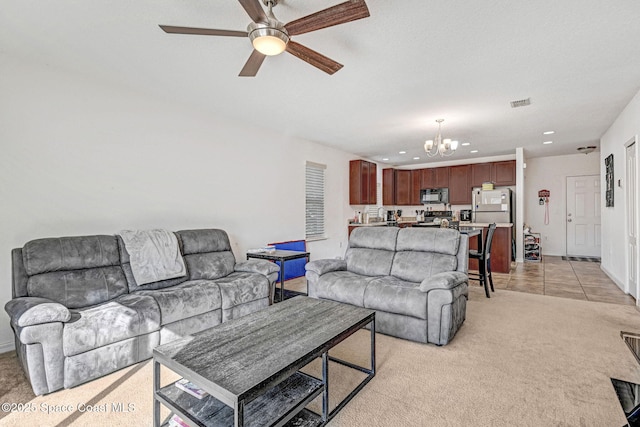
[[268, 240, 307, 282]]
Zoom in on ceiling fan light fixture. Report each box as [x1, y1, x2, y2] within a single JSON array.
[[249, 27, 289, 55]]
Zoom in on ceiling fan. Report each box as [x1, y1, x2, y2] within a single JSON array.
[[159, 0, 370, 77]]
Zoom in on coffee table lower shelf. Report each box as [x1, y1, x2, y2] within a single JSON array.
[[157, 371, 324, 427]]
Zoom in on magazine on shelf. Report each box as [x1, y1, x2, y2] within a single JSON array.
[[175, 378, 208, 399], [168, 414, 189, 427]]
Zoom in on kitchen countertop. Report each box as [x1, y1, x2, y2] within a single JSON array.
[[349, 221, 513, 227], [460, 222, 513, 227]]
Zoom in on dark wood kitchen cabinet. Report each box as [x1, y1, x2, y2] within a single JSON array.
[[411, 170, 422, 205], [470, 160, 516, 188], [383, 168, 421, 205], [394, 169, 412, 205], [468, 226, 513, 274], [420, 167, 449, 189], [382, 168, 395, 205], [448, 165, 472, 204], [434, 167, 449, 188], [349, 160, 377, 205], [492, 160, 516, 186], [421, 168, 434, 188], [471, 163, 492, 188]]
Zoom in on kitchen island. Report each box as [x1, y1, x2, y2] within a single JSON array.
[[464, 223, 513, 274]]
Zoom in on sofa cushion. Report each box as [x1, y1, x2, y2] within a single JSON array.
[[22, 235, 120, 275], [27, 266, 128, 309], [177, 229, 236, 280], [215, 272, 270, 309], [137, 280, 222, 325], [349, 227, 399, 251], [390, 228, 460, 283], [363, 276, 427, 319], [22, 235, 128, 309], [311, 271, 378, 307], [345, 227, 398, 277], [396, 228, 460, 255], [63, 293, 160, 357], [117, 235, 189, 292], [391, 251, 458, 283]]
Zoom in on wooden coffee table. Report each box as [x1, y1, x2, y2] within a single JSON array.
[[153, 296, 375, 427]]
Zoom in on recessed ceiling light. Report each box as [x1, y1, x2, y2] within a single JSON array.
[[413, 157, 420, 160], [470, 150, 479, 153], [382, 158, 389, 161], [543, 131, 555, 135], [543, 141, 553, 145], [399, 151, 406, 154], [461, 142, 470, 146]]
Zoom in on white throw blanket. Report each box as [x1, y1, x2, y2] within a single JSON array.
[[119, 229, 186, 285]]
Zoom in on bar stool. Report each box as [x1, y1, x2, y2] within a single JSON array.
[[469, 223, 497, 298]]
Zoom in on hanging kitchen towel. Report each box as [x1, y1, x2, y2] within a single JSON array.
[[119, 229, 186, 285]]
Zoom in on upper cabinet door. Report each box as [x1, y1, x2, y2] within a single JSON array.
[[492, 160, 516, 186], [421, 168, 434, 189], [395, 169, 412, 205], [411, 170, 422, 205], [471, 163, 492, 188], [349, 160, 377, 205], [367, 162, 377, 204], [434, 167, 449, 188], [449, 164, 472, 204], [382, 168, 395, 205]]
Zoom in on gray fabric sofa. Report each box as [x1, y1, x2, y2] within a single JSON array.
[[5, 228, 278, 396], [305, 227, 468, 345]]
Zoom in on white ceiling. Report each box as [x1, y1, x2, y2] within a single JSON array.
[[2, 0, 640, 166]]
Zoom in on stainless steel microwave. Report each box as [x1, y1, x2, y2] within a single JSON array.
[[420, 188, 449, 204]]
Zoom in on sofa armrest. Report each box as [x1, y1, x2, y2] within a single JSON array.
[[305, 259, 347, 276], [235, 259, 280, 276], [419, 272, 468, 292], [5, 297, 71, 327]]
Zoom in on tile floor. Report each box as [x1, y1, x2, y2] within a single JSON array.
[[283, 256, 636, 306], [474, 255, 636, 305]]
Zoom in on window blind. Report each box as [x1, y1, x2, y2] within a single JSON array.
[[306, 162, 326, 239]]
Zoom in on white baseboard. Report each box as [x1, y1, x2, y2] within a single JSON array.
[[0, 340, 15, 354], [600, 264, 627, 293]]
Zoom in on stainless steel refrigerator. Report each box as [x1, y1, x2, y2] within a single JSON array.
[[472, 188, 513, 224]]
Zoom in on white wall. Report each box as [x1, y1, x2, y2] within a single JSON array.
[[0, 55, 356, 351], [524, 153, 600, 256], [600, 89, 640, 293]]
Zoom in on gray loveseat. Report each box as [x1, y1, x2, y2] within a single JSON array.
[[5, 228, 279, 396], [305, 227, 468, 345]]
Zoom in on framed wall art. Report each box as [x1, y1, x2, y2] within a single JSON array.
[[605, 153, 614, 207]]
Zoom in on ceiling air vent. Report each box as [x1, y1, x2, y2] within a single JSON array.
[[510, 98, 531, 108]]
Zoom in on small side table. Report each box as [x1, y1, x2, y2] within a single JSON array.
[[246, 250, 310, 303]]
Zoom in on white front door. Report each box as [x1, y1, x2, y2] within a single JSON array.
[[626, 140, 638, 298], [566, 175, 601, 257]]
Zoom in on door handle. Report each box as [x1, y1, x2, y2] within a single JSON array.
[[567, 219, 572, 222]]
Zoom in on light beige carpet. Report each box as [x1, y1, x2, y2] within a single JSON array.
[[2, 287, 640, 426]]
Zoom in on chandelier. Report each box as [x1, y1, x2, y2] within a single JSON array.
[[424, 119, 458, 157]]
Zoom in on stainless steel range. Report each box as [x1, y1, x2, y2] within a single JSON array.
[[413, 210, 453, 227]]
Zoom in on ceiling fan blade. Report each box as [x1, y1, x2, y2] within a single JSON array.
[[285, 0, 370, 36], [159, 25, 247, 37], [239, 50, 266, 77], [238, 0, 268, 23], [285, 41, 343, 75]]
